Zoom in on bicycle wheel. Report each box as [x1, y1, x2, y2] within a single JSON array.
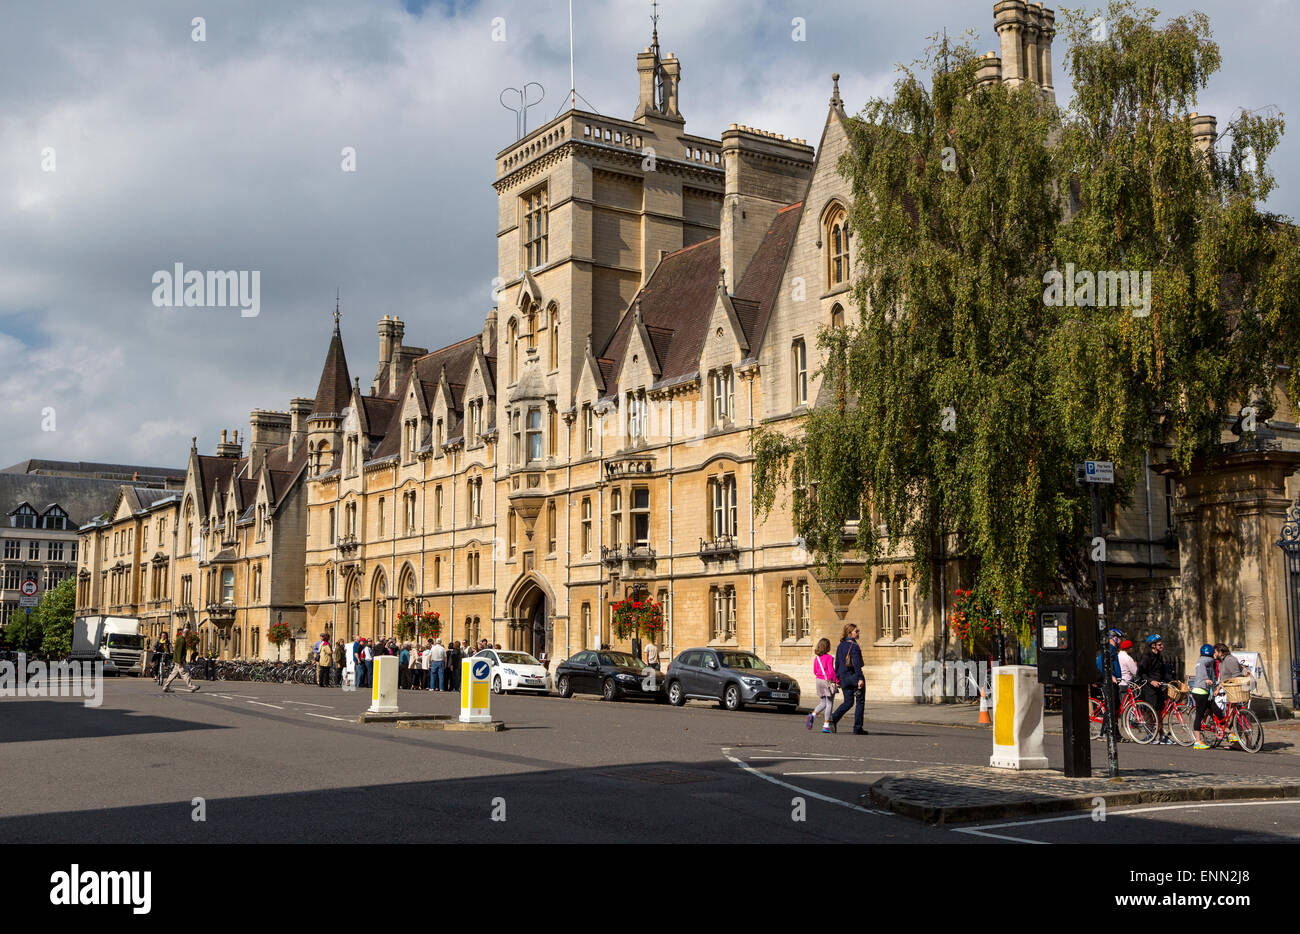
[[1088, 696, 1105, 740], [1166, 706, 1195, 746], [1122, 700, 1159, 744], [1234, 708, 1264, 754]]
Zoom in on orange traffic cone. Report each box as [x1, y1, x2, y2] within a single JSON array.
[[977, 687, 992, 725]]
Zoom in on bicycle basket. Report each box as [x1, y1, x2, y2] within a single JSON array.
[[1166, 680, 1189, 702], [1221, 677, 1251, 704]]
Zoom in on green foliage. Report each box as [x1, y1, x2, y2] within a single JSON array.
[[3, 613, 41, 653], [753, 1, 1299, 623], [37, 578, 77, 658]]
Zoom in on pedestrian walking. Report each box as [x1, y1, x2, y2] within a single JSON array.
[[644, 640, 660, 671], [162, 631, 200, 694], [829, 623, 867, 734], [808, 638, 839, 732], [399, 642, 411, 689], [428, 638, 446, 691], [318, 636, 333, 687]]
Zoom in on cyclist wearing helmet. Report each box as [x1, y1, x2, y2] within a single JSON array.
[[1136, 634, 1174, 744], [1191, 643, 1215, 749], [1095, 629, 1123, 740]]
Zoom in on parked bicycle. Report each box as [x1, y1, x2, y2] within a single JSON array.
[[1088, 680, 1159, 744]]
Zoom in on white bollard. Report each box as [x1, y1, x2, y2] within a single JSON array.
[[460, 656, 492, 723], [989, 665, 1048, 770], [369, 655, 399, 713]]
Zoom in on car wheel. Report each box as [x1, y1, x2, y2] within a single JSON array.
[[667, 681, 685, 706], [491, 676, 503, 695], [602, 677, 619, 702], [723, 684, 743, 711], [557, 674, 573, 698]]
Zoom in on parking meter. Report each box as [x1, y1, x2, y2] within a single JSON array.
[[1035, 605, 1099, 686]]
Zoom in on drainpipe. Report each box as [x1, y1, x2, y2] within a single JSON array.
[[1144, 450, 1154, 578], [667, 390, 674, 659], [748, 370, 757, 654], [449, 448, 456, 638]]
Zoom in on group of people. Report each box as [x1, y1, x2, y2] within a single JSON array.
[[1097, 629, 1249, 747], [806, 623, 869, 735], [311, 634, 506, 691]]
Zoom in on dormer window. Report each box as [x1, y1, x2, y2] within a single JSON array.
[[468, 400, 481, 446], [11, 504, 36, 529], [626, 390, 647, 445], [825, 204, 849, 287], [508, 319, 519, 382], [583, 404, 594, 455], [548, 305, 560, 370], [435, 418, 444, 454], [711, 367, 734, 426]]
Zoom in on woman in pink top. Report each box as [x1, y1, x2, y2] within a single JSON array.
[[807, 638, 840, 732]]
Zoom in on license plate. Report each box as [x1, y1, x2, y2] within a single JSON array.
[[771, 691, 790, 699]]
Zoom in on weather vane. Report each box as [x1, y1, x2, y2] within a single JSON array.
[[500, 82, 545, 140]]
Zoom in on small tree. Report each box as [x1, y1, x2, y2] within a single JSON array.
[[37, 578, 77, 658]]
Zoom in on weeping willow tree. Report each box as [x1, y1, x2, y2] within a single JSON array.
[[752, 1, 1299, 640]]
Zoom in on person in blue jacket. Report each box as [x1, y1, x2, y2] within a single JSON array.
[[829, 623, 867, 735], [1095, 629, 1123, 738]]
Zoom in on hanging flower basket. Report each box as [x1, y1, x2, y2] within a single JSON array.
[[947, 587, 1040, 655], [267, 621, 293, 646], [417, 610, 441, 640], [178, 630, 200, 651], [610, 599, 664, 641]]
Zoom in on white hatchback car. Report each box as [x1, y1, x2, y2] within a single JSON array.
[[476, 649, 550, 694]]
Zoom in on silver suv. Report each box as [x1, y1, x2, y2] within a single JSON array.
[[665, 648, 800, 712]]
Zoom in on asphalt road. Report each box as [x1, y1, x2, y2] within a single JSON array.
[[2, 678, 1298, 844]]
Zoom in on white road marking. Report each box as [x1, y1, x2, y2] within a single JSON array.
[[304, 712, 355, 722], [246, 701, 285, 710], [283, 701, 333, 708], [747, 756, 846, 761], [953, 798, 1300, 844], [226, 694, 258, 699], [722, 747, 892, 817], [782, 770, 896, 776]]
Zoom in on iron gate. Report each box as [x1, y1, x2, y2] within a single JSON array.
[[1278, 495, 1300, 705]]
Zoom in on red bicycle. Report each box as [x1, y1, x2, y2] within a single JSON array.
[[1198, 678, 1264, 754], [1089, 680, 1158, 744]]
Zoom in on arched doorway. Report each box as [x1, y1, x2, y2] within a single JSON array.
[[507, 574, 552, 659]]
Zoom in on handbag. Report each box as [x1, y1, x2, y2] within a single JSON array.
[[816, 678, 838, 698]]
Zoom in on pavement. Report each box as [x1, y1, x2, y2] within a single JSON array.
[[2, 678, 1298, 843]]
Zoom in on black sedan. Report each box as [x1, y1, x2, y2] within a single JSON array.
[[554, 650, 665, 702]]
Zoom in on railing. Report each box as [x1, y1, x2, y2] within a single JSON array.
[[601, 545, 657, 568], [699, 535, 740, 558]]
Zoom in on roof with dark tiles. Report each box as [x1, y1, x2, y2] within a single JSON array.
[[596, 202, 802, 394], [1, 474, 134, 527], [311, 323, 352, 417]]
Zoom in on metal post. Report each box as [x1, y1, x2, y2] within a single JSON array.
[[1092, 483, 1119, 777], [24, 607, 31, 653], [1061, 683, 1090, 777]]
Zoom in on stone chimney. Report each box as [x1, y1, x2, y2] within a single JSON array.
[[216, 429, 242, 458], [994, 1, 1055, 103], [1191, 112, 1217, 155], [288, 397, 313, 461], [249, 409, 291, 474], [719, 125, 815, 290], [391, 343, 428, 396], [975, 50, 1003, 90], [373, 315, 403, 394]]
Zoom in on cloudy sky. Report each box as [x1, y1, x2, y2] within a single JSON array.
[[1, 0, 1295, 468]]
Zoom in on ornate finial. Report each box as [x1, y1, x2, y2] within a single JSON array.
[[718, 267, 727, 292], [585, 333, 593, 356], [191, 436, 197, 452], [633, 298, 643, 323], [651, 0, 660, 43], [353, 376, 360, 393], [831, 72, 842, 109], [333, 288, 341, 333]]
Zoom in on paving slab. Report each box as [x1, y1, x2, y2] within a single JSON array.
[[867, 764, 1300, 824]]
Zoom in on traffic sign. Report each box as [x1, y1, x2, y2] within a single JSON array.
[[1084, 460, 1114, 484], [18, 578, 38, 607]]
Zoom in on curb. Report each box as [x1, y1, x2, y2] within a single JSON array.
[[867, 779, 1300, 825], [394, 719, 505, 732]]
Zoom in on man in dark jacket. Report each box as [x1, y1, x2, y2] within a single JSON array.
[[1136, 634, 1173, 744], [830, 623, 867, 735], [446, 641, 463, 692]]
